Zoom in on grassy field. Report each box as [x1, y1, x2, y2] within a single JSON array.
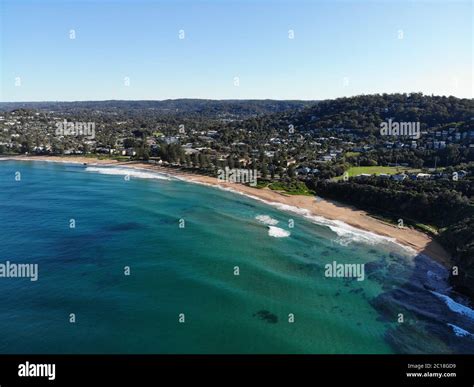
[[257, 180, 313, 195], [344, 151, 361, 158], [81, 154, 130, 161], [334, 166, 421, 180]]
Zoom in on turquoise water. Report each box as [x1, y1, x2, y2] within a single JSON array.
[[0, 160, 472, 354]]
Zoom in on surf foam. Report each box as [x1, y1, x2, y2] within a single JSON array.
[[85, 167, 171, 180], [255, 215, 279, 226], [256, 199, 403, 248], [431, 291, 474, 320], [267, 226, 290, 238], [447, 323, 473, 338]]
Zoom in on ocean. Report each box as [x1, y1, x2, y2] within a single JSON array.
[[0, 160, 472, 354]]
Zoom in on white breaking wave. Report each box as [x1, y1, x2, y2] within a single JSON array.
[[85, 167, 171, 180], [256, 200, 402, 248], [255, 215, 279, 226], [447, 323, 473, 338], [310, 216, 398, 247], [249, 199, 401, 247], [431, 291, 474, 320], [267, 226, 290, 238]]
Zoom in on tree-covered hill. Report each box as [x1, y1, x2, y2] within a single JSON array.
[[231, 93, 472, 136], [286, 93, 473, 133], [0, 99, 314, 119]]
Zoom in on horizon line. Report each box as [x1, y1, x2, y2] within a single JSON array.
[[0, 92, 471, 104]]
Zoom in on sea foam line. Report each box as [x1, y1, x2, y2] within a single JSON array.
[[218, 186, 409, 249], [447, 323, 474, 338], [431, 291, 474, 320], [85, 166, 172, 180]]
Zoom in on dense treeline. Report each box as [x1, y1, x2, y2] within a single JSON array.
[[309, 179, 473, 227], [439, 215, 474, 297], [346, 144, 474, 169], [226, 93, 473, 135], [291, 93, 473, 133]]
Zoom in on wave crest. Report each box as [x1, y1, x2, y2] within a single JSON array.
[[255, 215, 279, 226], [85, 167, 171, 180], [447, 323, 474, 338], [431, 291, 474, 320], [267, 226, 290, 238]]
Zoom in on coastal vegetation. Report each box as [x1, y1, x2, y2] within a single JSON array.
[[333, 166, 421, 180], [259, 179, 313, 196]]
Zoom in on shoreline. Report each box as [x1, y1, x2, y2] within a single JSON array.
[[1, 155, 452, 267]]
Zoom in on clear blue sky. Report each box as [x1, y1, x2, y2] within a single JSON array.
[[0, 0, 472, 101]]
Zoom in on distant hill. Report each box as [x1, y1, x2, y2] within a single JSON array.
[[283, 93, 473, 133], [0, 99, 315, 119]]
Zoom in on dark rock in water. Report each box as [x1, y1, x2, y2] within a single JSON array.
[[253, 310, 278, 324], [370, 253, 474, 353], [157, 217, 178, 225], [389, 252, 404, 262], [365, 261, 384, 273], [297, 263, 319, 273], [371, 295, 396, 323], [384, 323, 453, 354], [321, 250, 330, 257], [365, 261, 387, 283], [106, 222, 144, 232], [343, 277, 354, 287]]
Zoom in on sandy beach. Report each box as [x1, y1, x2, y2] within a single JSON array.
[[2, 155, 451, 266]]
